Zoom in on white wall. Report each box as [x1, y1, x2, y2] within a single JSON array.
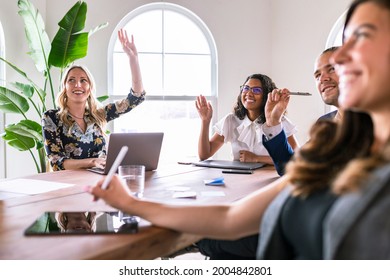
[[270, 0, 349, 142], [0, 0, 350, 178]]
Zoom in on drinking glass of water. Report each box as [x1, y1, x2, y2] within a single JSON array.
[[118, 165, 145, 198], [118, 165, 145, 223]]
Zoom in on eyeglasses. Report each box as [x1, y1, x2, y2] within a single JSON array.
[[240, 85, 263, 95]]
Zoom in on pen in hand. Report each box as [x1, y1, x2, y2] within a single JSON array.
[[289, 92, 312, 96], [101, 146, 129, 190]]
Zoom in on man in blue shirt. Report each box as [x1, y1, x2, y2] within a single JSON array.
[[262, 46, 340, 176]]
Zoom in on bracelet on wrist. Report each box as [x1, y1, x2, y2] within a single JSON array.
[[130, 88, 146, 96]]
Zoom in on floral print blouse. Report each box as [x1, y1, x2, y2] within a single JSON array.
[[42, 89, 145, 171]]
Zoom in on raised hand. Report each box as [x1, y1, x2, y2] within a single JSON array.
[[265, 88, 290, 127], [118, 29, 138, 59], [117, 28, 144, 93], [195, 95, 213, 122]]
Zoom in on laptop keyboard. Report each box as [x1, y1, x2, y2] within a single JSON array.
[[90, 167, 104, 171], [87, 167, 105, 174]]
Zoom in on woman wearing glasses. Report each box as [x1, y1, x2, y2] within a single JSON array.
[[193, 74, 298, 259], [195, 73, 299, 164]]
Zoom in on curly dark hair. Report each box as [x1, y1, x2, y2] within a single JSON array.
[[233, 73, 277, 124]]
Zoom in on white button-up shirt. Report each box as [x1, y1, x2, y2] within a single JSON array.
[[213, 113, 297, 160]]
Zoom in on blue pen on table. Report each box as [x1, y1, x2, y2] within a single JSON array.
[[101, 146, 129, 190]]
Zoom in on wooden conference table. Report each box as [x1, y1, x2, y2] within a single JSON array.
[[0, 163, 278, 260]]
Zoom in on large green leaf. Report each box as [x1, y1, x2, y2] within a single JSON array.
[[89, 22, 109, 37], [19, 119, 44, 136], [0, 86, 29, 114], [17, 0, 51, 74], [2, 130, 35, 151], [48, 1, 108, 68], [0, 57, 29, 78], [12, 82, 34, 99], [48, 1, 88, 68], [1, 120, 43, 151], [5, 121, 42, 142], [50, 30, 89, 67], [58, 0, 87, 32], [19, 119, 45, 148], [0, 57, 47, 104]]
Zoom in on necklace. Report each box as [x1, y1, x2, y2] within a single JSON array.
[[68, 112, 84, 120]]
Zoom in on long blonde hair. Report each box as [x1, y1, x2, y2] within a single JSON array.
[[55, 212, 98, 232], [56, 65, 107, 132]]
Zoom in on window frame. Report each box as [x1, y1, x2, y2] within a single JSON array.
[[106, 2, 218, 161], [107, 2, 218, 113], [325, 10, 347, 49]]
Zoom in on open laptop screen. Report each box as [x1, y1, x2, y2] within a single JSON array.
[[88, 132, 164, 174]]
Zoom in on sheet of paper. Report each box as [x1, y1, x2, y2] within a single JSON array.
[[172, 191, 197, 199], [0, 178, 74, 195]]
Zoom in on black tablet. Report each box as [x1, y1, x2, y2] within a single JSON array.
[[193, 160, 265, 170], [24, 211, 138, 235]]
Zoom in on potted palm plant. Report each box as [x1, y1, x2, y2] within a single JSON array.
[[0, 0, 108, 173]]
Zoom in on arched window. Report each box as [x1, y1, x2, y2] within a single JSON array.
[[108, 2, 217, 164], [326, 10, 346, 48], [0, 21, 5, 178]]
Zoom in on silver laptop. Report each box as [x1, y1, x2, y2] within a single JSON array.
[[88, 132, 164, 174], [192, 160, 265, 170]]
